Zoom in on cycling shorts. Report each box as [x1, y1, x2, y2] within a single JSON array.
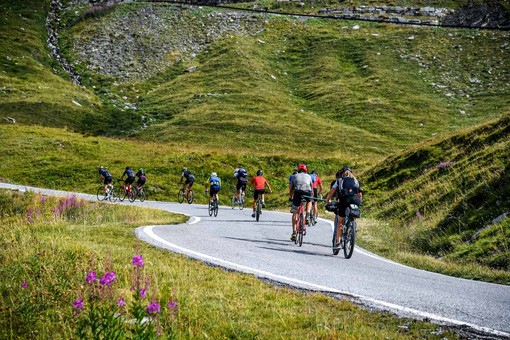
[[313, 188, 319, 201], [185, 179, 194, 186], [104, 176, 113, 185], [125, 176, 135, 185], [236, 181, 247, 191], [253, 189, 265, 200], [291, 190, 312, 211], [209, 187, 220, 197], [137, 177, 146, 186]]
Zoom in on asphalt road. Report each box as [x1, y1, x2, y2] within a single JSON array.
[[2, 183, 509, 337]]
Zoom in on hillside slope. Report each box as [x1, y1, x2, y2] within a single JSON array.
[[363, 114, 509, 277]]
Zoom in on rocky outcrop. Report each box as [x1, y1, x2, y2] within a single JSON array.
[[441, 3, 510, 29], [71, 4, 264, 82]]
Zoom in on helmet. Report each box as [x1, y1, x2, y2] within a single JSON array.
[[211, 172, 217, 177], [99, 166, 104, 170], [297, 164, 308, 173], [182, 167, 187, 172], [138, 168, 143, 172], [340, 166, 352, 175], [125, 166, 131, 170], [257, 170, 263, 176], [312, 170, 317, 175]]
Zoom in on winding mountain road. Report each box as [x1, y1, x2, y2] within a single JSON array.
[[1, 183, 509, 337]]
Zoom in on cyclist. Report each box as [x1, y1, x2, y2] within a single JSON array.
[[289, 164, 313, 241], [121, 166, 136, 193], [98, 166, 113, 192], [325, 166, 363, 247], [232, 167, 248, 203], [249, 170, 272, 218], [310, 170, 323, 221], [288, 169, 297, 191], [179, 167, 195, 198], [205, 172, 221, 206], [135, 168, 146, 189]]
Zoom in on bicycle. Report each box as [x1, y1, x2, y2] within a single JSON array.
[[116, 179, 135, 202], [231, 187, 245, 210], [132, 185, 146, 202], [327, 201, 360, 259], [177, 184, 194, 204], [96, 183, 117, 202], [208, 192, 219, 217], [294, 196, 314, 247]]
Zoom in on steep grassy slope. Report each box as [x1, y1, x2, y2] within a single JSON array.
[[362, 114, 509, 280], [56, 3, 510, 160], [0, 0, 107, 131]]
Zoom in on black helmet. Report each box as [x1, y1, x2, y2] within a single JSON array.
[[312, 170, 317, 174], [340, 166, 352, 176], [126, 166, 131, 170], [257, 170, 263, 176]]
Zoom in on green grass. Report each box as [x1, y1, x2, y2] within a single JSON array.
[[0, 189, 456, 338], [361, 114, 510, 283]]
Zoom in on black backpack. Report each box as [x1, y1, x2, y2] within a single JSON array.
[[337, 177, 358, 198]]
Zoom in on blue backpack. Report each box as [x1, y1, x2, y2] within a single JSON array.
[[210, 176, 221, 190], [310, 173, 317, 183]]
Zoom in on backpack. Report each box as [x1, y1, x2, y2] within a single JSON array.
[[310, 173, 317, 183], [210, 177, 221, 189], [187, 173, 195, 182], [337, 177, 358, 198]]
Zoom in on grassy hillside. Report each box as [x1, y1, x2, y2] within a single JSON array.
[[57, 3, 510, 159], [361, 114, 510, 282]]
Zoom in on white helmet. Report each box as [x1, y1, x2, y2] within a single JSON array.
[[211, 172, 217, 177]]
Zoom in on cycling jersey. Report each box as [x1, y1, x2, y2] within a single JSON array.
[[251, 176, 268, 190], [312, 175, 322, 189], [291, 172, 313, 192]]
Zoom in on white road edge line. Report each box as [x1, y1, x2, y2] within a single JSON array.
[[141, 225, 510, 338]]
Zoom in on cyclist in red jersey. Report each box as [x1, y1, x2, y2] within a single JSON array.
[[249, 170, 272, 218], [311, 170, 323, 221]]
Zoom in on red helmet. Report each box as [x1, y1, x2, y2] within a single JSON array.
[[297, 164, 308, 173]]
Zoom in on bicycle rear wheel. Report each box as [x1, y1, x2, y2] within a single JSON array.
[[177, 189, 184, 203], [117, 187, 126, 202], [239, 192, 245, 210], [256, 202, 261, 222], [97, 187, 107, 201], [187, 190, 194, 204], [332, 215, 340, 255], [343, 219, 356, 259], [297, 213, 304, 247], [139, 188, 146, 202], [128, 188, 136, 202], [214, 198, 219, 217], [208, 201, 213, 216]]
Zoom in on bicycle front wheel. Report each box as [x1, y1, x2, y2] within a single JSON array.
[[332, 215, 340, 255], [177, 189, 184, 203], [343, 219, 356, 259], [187, 190, 194, 204]]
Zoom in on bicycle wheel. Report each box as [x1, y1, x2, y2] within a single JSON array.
[[214, 198, 219, 217], [109, 187, 118, 202], [208, 201, 213, 216], [97, 187, 107, 201], [239, 192, 245, 210], [343, 219, 356, 259], [117, 187, 125, 202], [187, 190, 194, 204], [139, 188, 146, 202], [128, 187, 136, 202], [177, 189, 184, 203], [297, 213, 304, 247], [332, 215, 340, 255], [256, 202, 261, 222]]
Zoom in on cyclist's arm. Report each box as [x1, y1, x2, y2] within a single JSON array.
[[265, 180, 272, 193], [325, 187, 336, 203]]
